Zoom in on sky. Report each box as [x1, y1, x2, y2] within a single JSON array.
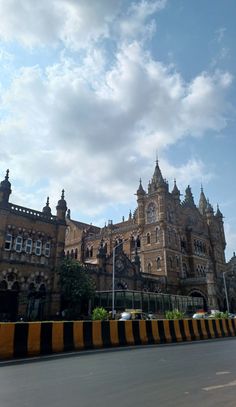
[[0, 0, 235, 260]]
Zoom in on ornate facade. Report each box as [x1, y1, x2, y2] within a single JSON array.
[[66, 161, 231, 311], [0, 170, 67, 321]]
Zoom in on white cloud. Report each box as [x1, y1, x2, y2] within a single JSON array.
[[0, 0, 122, 49], [0, 38, 232, 217]]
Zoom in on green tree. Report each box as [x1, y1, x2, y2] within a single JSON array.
[[58, 258, 96, 319]]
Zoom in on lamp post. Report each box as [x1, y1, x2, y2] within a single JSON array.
[[223, 268, 236, 313], [223, 271, 230, 313], [112, 239, 127, 319]]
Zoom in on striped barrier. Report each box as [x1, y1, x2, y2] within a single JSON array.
[[0, 318, 236, 360]]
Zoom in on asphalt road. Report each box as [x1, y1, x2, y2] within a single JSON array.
[[1, 339, 236, 407]]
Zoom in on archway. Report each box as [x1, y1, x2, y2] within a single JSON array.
[[188, 289, 208, 311], [0, 280, 19, 321]]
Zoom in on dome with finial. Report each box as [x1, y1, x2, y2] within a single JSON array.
[[57, 189, 67, 210], [137, 178, 145, 196], [42, 197, 51, 216], [0, 169, 11, 189], [0, 169, 12, 204]]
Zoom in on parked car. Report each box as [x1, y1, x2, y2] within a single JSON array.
[[192, 311, 208, 319], [119, 309, 149, 321]]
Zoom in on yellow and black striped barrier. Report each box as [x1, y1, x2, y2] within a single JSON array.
[[0, 318, 236, 360]]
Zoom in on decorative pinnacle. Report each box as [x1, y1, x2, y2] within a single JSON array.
[[46, 197, 49, 206], [5, 169, 9, 180], [61, 189, 65, 199]]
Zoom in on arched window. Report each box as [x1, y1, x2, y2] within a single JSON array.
[[176, 256, 179, 267], [157, 257, 161, 269], [44, 242, 50, 257], [4, 233, 12, 251], [156, 227, 161, 243], [136, 236, 141, 248], [146, 203, 157, 224], [35, 240, 42, 256], [147, 263, 152, 273], [182, 263, 187, 278], [75, 248, 78, 259], [90, 247, 93, 257], [169, 257, 173, 268], [130, 236, 135, 251], [147, 233, 151, 244], [0, 280, 7, 290], [71, 249, 74, 259], [25, 238, 33, 254], [15, 236, 23, 253], [86, 247, 89, 258]]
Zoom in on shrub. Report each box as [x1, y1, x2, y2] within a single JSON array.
[[213, 311, 229, 319], [165, 309, 185, 320], [92, 307, 109, 321]]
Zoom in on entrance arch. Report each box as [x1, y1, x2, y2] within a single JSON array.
[[187, 289, 208, 311]]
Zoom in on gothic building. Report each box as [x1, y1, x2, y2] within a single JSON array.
[[0, 170, 67, 321], [66, 160, 230, 311]]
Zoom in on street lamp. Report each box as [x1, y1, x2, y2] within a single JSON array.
[[112, 239, 128, 319], [223, 268, 235, 313]]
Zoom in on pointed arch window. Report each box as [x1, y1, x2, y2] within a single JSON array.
[[147, 233, 151, 245], [157, 257, 161, 269], [147, 263, 152, 273]]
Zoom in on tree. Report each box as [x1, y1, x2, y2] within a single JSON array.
[[58, 258, 96, 319]]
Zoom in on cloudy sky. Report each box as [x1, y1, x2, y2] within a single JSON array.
[[0, 0, 235, 259]]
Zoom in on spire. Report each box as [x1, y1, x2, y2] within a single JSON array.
[[42, 196, 52, 216], [137, 178, 145, 196], [152, 159, 165, 186], [171, 179, 180, 198], [129, 210, 132, 220], [66, 208, 71, 219], [205, 198, 214, 215], [215, 204, 223, 218], [198, 185, 207, 215], [0, 169, 12, 205], [182, 185, 195, 207]]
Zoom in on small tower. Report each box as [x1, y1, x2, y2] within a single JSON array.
[[56, 189, 67, 221], [136, 179, 145, 225], [182, 185, 196, 207], [42, 197, 52, 217], [198, 185, 207, 215], [171, 179, 180, 202], [0, 170, 12, 206]]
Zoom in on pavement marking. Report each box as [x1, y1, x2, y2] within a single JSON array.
[[203, 379, 236, 391], [216, 371, 230, 375]]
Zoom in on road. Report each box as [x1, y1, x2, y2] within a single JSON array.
[[1, 339, 236, 407]]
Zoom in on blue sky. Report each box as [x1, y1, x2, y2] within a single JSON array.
[[0, 0, 235, 260]]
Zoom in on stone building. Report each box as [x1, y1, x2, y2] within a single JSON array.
[[66, 160, 230, 311], [0, 170, 67, 321]]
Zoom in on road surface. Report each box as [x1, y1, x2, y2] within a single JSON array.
[[1, 339, 236, 406]]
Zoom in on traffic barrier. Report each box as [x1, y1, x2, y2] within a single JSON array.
[[0, 318, 236, 360]]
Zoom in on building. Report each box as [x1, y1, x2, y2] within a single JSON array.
[[0, 170, 67, 321], [65, 160, 232, 311]]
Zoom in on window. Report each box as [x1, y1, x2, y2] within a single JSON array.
[[25, 238, 32, 254], [156, 227, 161, 243], [44, 242, 50, 257], [35, 240, 42, 256], [146, 203, 157, 224], [90, 247, 93, 257], [136, 236, 141, 249], [4, 233, 12, 251], [75, 248, 78, 259], [147, 263, 152, 273], [147, 233, 151, 244], [15, 236, 23, 253], [157, 257, 161, 269], [86, 247, 89, 258]]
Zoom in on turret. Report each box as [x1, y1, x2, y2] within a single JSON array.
[[56, 189, 67, 221], [42, 197, 52, 217], [171, 179, 180, 201], [136, 178, 145, 197], [0, 169, 12, 206], [182, 185, 196, 208]]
